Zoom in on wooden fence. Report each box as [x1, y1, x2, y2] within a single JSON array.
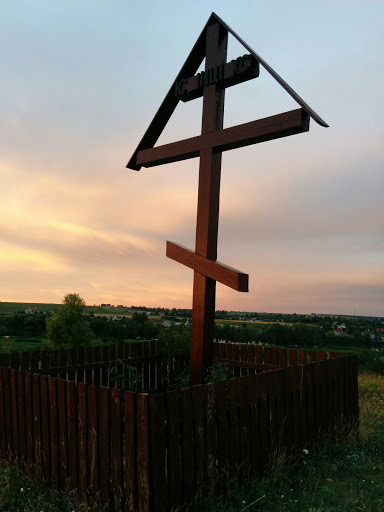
[[0, 342, 358, 511]]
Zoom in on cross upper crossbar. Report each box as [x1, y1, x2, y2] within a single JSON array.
[[137, 109, 309, 168]]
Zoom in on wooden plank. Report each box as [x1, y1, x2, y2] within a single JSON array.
[[166, 389, 182, 507], [270, 347, 279, 366], [111, 389, 124, 510], [17, 371, 26, 463], [238, 376, 250, 478], [88, 385, 99, 504], [317, 351, 326, 361], [180, 387, 194, 504], [297, 350, 306, 366], [303, 364, 315, 446], [192, 384, 205, 495], [99, 386, 111, 509], [263, 348, 271, 365], [189, 22, 228, 385], [205, 382, 217, 495], [255, 346, 263, 364], [279, 348, 287, 367], [288, 366, 301, 454], [136, 393, 150, 512], [0, 370, 8, 458], [312, 362, 322, 444], [227, 378, 240, 478], [256, 372, 270, 473], [176, 54, 259, 102], [48, 377, 59, 488], [23, 372, 34, 462], [57, 379, 68, 488], [78, 382, 88, 497], [214, 358, 280, 371], [66, 380, 78, 492], [10, 369, 19, 462], [308, 350, 316, 362], [166, 241, 248, 292], [137, 109, 309, 167], [289, 349, 297, 367], [214, 379, 228, 478], [149, 393, 166, 512], [2, 369, 13, 455], [32, 374, 44, 474], [124, 391, 137, 512]]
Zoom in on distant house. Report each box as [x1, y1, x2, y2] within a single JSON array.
[[146, 312, 152, 316], [162, 320, 172, 327], [25, 306, 40, 314], [117, 305, 124, 308], [112, 316, 122, 321], [100, 304, 111, 308]]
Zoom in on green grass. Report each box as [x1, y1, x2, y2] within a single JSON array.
[[0, 462, 90, 512], [0, 337, 52, 353], [194, 372, 384, 512]]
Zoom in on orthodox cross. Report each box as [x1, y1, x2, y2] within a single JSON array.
[[127, 13, 328, 384]]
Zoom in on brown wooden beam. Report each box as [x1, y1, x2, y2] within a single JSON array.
[[175, 54, 259, 102], [136, 108, 309, 167], [214, 358, 281, 371], [166, 241, 248, 292]]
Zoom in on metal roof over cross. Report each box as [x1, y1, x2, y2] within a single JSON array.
[[127, 12, 328, 384]]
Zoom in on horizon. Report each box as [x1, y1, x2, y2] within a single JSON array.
[[1, 1, 383, 317]]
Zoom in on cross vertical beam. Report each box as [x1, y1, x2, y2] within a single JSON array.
[[190, 23, 228, 385]]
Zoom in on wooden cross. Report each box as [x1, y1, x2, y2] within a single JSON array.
[[127, 13, 328, 384]]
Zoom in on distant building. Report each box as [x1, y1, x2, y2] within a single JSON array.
[[100, 304, 111, 308], [25, 306, 40, 314], [112, 316, 122, 321], [117, 305, 125, 308], [162, 320, 172, 327]]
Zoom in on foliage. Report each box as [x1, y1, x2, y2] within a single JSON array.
[[0, 461, 90, 511], [46, 293, 95, 349], [158, 324, 191, 361], [158, 324, 191, 389], [107, 361, 142, 392], [357, 350, 384, 375], [206, 361, 231, 383]]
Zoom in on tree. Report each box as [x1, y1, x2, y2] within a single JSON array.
[[46, 293, 95, 349]]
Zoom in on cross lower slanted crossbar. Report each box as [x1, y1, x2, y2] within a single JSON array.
[[166, 241, 248, 292], [137, 108, 309, 168]]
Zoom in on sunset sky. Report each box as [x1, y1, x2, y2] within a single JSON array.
[[1, 1, 383, 315]]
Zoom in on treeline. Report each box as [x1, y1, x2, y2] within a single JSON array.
[[214, 322, 372, 348], [0, 311, 161, 342], [0, 314, 47, 337], [90, 312, 160, 342]]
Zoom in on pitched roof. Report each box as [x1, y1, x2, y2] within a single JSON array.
[[127, 12, 328, 171]]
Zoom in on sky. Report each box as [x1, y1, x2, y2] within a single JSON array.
[[0, 1, 383, 315]]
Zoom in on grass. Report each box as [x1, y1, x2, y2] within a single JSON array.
[[194, 372, 384, 512], [0, 461, 90, 512], [0, 337, 52, 353]]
